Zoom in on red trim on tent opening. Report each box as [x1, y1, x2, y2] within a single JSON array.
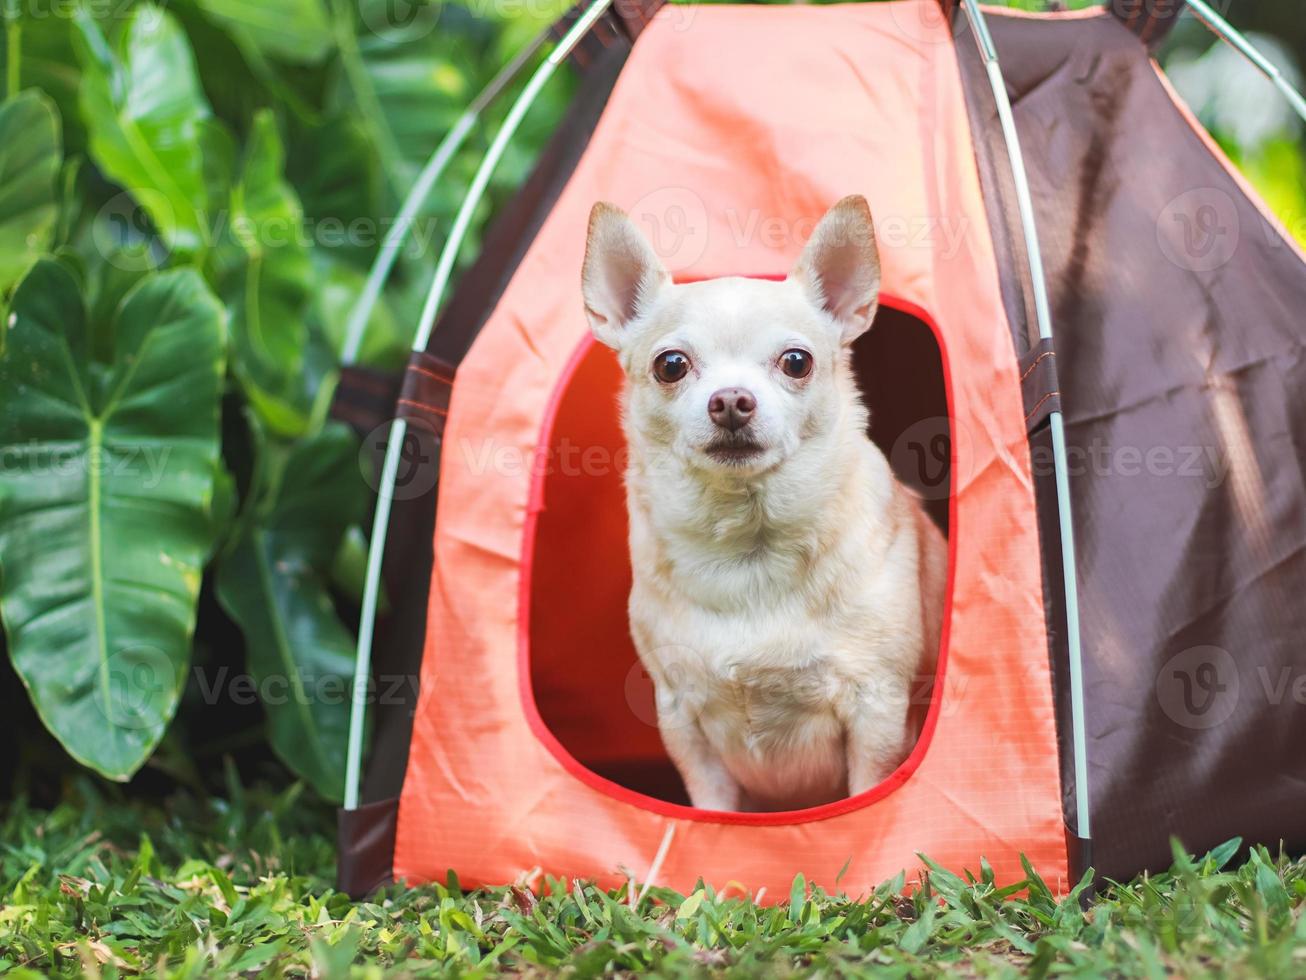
[[516, 290, 961, 827]]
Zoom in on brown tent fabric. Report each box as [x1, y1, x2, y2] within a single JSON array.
[[961, 8, 1306, 883]]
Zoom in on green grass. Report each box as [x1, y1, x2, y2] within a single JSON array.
[[3, 781, 1306, 977]]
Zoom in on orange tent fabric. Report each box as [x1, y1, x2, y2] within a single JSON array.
[[394, 0, 1068, 896]]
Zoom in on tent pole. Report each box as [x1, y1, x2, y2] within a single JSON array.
[[1182, 0, 1306, 126], [411, 0, 616, 353], [340, 19, 556, 365], [344, 0, 616, 812], [961, 0, 1092, 844], [344, 414, 407, 813]]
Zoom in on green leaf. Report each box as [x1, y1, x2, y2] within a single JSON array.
[[330, 524, 386, 611], [0, 90, 61, 295], [209, 464, 238, 560], [676, 889, 705, 921], [227, 111, 311, 367], [331, 5, 480, 197], [215, 424, 365, 801], [1251, 849, 1292, 928], [216, 110, 316, 438], [788, 874, 806, 923], [1201, 837, 1243, 873], [899, 900, 936, 955], [73, 8, 212, 255], [58, 156, 166, 296], [0, 260, 227, 779], [286, 113, 383, 268], [316, 259, 407, 369], [0, 1, 121, 159], [84, 245, 157, 355], [196, 0, 334, 65]]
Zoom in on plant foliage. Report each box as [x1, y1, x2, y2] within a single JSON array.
[[0, 0, 570, 794]]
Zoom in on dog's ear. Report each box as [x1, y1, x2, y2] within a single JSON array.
[[582, 202, 670, 351], [790, 195, 881, 345]]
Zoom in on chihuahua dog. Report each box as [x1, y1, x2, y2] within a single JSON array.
[[581, 195, 947, 812]]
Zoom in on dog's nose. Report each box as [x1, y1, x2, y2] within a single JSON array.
[[707, 387, 756, 432]]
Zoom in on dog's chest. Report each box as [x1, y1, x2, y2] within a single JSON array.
[[650, 619, 859, 803], [625, 444, 926, 807]]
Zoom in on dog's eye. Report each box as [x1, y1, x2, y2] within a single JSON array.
[[779, 349, 813, 379], [653, 350, 691, 384]]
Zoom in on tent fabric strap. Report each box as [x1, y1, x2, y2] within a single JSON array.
[[333, 366, 402, 437], [394, 353, 456, 439], [1019, 338, 1061, 433], [331, 355, 455, 441], [337, 797, 400, 899]]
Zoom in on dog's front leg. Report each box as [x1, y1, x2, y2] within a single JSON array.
[[656, 706, 743, 811], [843, 686, 913, 796]]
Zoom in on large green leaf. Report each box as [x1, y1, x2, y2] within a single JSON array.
[[216, 424, 365, 801], [332, 4, 481, 197], [0, 90, 61, 296], [196, 0, 334, 65], [316, 258, 408, 369], [0, 260, 227, 779], [216, 110, 317, 437], [329, 2, 573, 284], [73, 8, 212, 255], [286, 113, 383, 269], [0, 0, 140, 157]]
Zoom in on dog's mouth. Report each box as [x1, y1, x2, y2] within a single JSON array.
[[703, 437, 766, 465]]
